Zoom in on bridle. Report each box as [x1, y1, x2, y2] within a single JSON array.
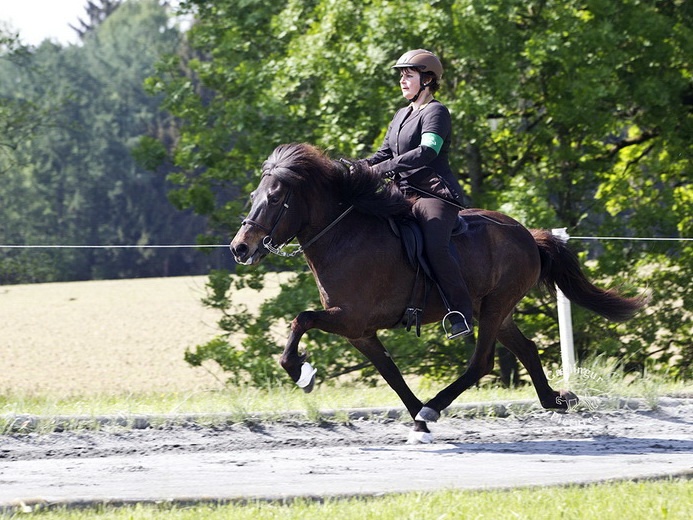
[[240, 180, 354, 258]]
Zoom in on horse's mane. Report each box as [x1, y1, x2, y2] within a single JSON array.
[[262, 143, 411, 219]]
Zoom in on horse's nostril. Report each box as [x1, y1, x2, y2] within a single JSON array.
[[231, 242, 248, 260]]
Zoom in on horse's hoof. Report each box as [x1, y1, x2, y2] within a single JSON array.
[[415, 406, 440, 423], [559, 390, 579, 409], [296, 362, 317, 393], [301, 377, 316, 393], [545, 390, 579, 410], [407, 431, 434, 444]]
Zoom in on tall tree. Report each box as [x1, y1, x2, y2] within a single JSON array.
[[70, 0, 123, 41], [0, 0, 219, 282], [152, 0, 691, 383]]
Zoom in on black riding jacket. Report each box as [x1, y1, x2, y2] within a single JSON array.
[[365, 100, 462, 201]]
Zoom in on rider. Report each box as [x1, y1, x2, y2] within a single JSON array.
[[356, 49, 473, 338]]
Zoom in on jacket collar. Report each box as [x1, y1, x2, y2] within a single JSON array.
[[395, 100, 438, 129]]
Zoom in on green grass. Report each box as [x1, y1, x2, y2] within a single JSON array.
[[550, 355, 691, 409], [8, 478, 691, 519], [4, 355, 689, 418], [1, 358, 690, 433], [0, 383, 540, 433]]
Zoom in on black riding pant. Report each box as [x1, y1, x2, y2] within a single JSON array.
[[411, 195, 473, 321]]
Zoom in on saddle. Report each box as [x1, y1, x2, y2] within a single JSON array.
[[388, 216, 468, 336]]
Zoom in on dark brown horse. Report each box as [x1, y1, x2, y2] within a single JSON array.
[[230, 143, 644, 443]]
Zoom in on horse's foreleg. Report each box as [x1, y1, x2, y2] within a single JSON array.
[[349, 336, 433, 443], [280, 307, 357, 393], [280, 310, 321, 392], [497, 318, 578, 410], [349, 336, 424, 421]]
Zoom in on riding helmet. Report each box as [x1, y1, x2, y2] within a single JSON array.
[[392, 49, 443, 79]]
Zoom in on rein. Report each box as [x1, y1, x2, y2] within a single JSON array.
[[402, 183, 520, 227], [242, 182, 355, 258], [262, 204, 354, 258]]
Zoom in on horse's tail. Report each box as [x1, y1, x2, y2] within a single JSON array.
[[531, 229, 646, 322]]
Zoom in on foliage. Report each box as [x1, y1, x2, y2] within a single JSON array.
[[0, 29, 41, 169], [0, 0, 221, 282], [70, 0, 124, 41], [158, 0, 690, 384]]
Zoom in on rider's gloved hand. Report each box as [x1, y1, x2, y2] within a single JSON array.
[[352, 159, 372, 175], [339, 158, 371, 175], [341, 158, 395, 180]]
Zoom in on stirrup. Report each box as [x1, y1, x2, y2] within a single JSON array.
[[443, 311, 472, 339]]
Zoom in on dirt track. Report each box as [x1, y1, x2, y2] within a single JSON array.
[[1, 399, 691, 510]]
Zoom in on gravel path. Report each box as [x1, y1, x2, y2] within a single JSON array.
[[1, 399, 691, 511]]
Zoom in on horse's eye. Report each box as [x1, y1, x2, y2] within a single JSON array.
[[269, 195, 281, 205], [250, 191, 256, 201]]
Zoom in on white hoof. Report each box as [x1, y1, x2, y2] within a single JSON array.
[[415, 406, 440, 422], [296, 362, 317, 388], [407, 431, 435, 444]]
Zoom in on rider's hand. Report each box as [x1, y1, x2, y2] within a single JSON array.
[[350, 159, 373, 175]]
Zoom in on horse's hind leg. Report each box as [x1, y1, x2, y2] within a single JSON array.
[[348, 335, 432, 441], [416, 310, 504, 422], [496, 317, 577, 410]]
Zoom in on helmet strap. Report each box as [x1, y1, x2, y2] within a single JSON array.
[[410, 78, 432, 104], [411, 70, 433, 103]]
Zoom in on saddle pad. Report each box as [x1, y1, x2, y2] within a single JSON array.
[[389, 215, 467, 277]]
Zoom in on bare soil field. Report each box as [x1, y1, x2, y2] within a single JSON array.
[[0, 275, 288, 395]]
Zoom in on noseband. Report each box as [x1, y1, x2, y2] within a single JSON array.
[[241, 186, 295, 256]]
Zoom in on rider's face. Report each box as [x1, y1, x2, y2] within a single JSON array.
[[399, 68, 421, 100]]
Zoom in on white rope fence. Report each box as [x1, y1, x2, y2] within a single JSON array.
[[0, 233, 691, 249], [570, 236, 693, 241], [1, 236, 690, 249], [2, 232, 690, 386], [0, 244, 228, 249]]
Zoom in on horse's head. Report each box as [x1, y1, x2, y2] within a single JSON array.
[[230, 142, 409, 265], [230, 172, 296, 265], [230, 144, 328, 265]]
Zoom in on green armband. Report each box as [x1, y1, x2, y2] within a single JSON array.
[[420, 132, 443, 155]]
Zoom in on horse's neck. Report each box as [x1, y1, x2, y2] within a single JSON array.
[[296, 196, 350, 247], [300, 207, 388, 265]]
